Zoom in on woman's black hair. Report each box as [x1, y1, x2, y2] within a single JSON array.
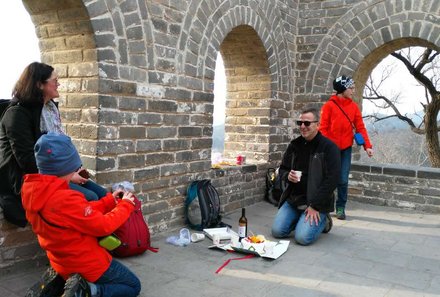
[[12, 62, 54, 104]]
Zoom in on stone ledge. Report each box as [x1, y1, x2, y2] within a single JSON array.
[[352, 162, 440, 179]]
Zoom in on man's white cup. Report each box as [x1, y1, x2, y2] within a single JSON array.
[[295, 170, 302, 181], [191, 233, 205, 243]]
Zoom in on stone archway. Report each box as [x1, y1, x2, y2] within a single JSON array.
[[177, 1, 295, 165], [21, 0, 157, 182], [22, 0, 99, 167], [220, 25, 271, 163], [304, 0, 440, 104], [355, 37, 439, 101]]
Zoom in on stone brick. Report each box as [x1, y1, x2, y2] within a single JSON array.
[[149, 100, 178, 112], [163, 139, 191, 151], [120, 126, 146, 138], [98, 126, 118, 139], [119, 98, 147, 111], [138, 113, 162, 125], [178, 126, 202, 137], [136, 140, 162, 152], [91, 17, 114, 33], [95, 33, 116, 48], [418, 169, 440, 180], [86, 0, 108, 18], [96, 171, 134, 186], [96, 157, 116, 171], [98, 63, 119, 79], [419, 188, 440, 197], [99, 79, 136, 95], [97, 140, 135, 155], [119, 154, 146, 169], [147, 127, 177, 139], [383, 167, 416, 177], [146, 153, 175, 165]]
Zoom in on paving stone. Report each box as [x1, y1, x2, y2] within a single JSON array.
[[1, 201, 440, 297]]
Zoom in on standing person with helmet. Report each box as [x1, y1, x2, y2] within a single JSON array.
[[320, 75, 373, 220]]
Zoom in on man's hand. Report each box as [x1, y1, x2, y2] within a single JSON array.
[[304, 206, 320, 226], [288, 170, 301, 183]]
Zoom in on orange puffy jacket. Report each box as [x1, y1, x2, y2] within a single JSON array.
[[320, 95, 372, 150], [21, 174, 134, 282]]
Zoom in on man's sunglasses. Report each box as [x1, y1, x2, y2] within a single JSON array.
[[296, 120, 318, 127]]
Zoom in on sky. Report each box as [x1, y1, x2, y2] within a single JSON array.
[[0, 2, 40, 99], [0, 2, 423, 118], [363, 53, 427, 116]]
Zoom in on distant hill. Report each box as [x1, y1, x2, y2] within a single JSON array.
[[363, 111, 424, 132], [360, 110, 435, 167], [212, 123, 225, 153]]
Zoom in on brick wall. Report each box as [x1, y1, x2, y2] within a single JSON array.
[[350, 162, 440, 213], [0, 213, 47, 276]]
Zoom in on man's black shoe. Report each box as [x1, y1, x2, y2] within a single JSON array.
[[323, 213, 333, 234]]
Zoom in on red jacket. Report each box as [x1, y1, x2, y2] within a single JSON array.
[[320, 95, 372, 150], [21, 174, 134, 282]]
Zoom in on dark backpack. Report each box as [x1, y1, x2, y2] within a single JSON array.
[[186, 179, 222, 231], [0, 99, 11, 118], [111, 195, 158, 257], [0, 99, 28, 227], [265, 168, 287, 206]]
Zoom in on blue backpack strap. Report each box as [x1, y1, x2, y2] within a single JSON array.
[[186, 180, 201, 229]]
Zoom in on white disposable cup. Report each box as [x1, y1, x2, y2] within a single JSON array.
[[296, 170, 302, 181], [212, 234, 221, 245], [191, 233, 205, 242]]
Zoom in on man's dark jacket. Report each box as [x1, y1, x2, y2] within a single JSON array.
[[278, 132, 341, 213]]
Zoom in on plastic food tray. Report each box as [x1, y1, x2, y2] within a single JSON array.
[[203, 227, 236, 240]]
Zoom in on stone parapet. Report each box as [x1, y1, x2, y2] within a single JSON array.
[[350, 162, 440, 213]]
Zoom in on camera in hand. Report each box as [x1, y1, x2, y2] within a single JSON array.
[[118, 192, 124, 199], [78, 169, 90, 179]]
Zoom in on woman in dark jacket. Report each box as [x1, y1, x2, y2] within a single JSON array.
[[0, 62, 107, 227]]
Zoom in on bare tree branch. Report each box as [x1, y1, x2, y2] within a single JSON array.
[[391, 50, 439, 96], [363, 46, 440, 167]]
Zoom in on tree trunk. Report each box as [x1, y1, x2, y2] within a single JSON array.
[[425, 95, 440, 168]]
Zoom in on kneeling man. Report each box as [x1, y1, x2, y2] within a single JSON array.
[[272, 106, 340, 245]]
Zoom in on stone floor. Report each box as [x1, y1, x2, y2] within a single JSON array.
[[1, 200, 440, 297]]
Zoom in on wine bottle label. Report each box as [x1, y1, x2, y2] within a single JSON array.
[[238, 226, 247, 238]]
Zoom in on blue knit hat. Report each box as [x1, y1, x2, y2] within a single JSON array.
[[35, 132, 82, 177]]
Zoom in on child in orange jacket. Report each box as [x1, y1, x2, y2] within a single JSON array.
[[22, 132, 141, 297]]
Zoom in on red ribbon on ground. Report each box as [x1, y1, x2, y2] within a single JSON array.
[[215, 254, 255, 274]]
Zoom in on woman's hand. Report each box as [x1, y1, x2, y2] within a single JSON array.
[[70, 170, 88, 185], [366, 148, 373, 158]]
